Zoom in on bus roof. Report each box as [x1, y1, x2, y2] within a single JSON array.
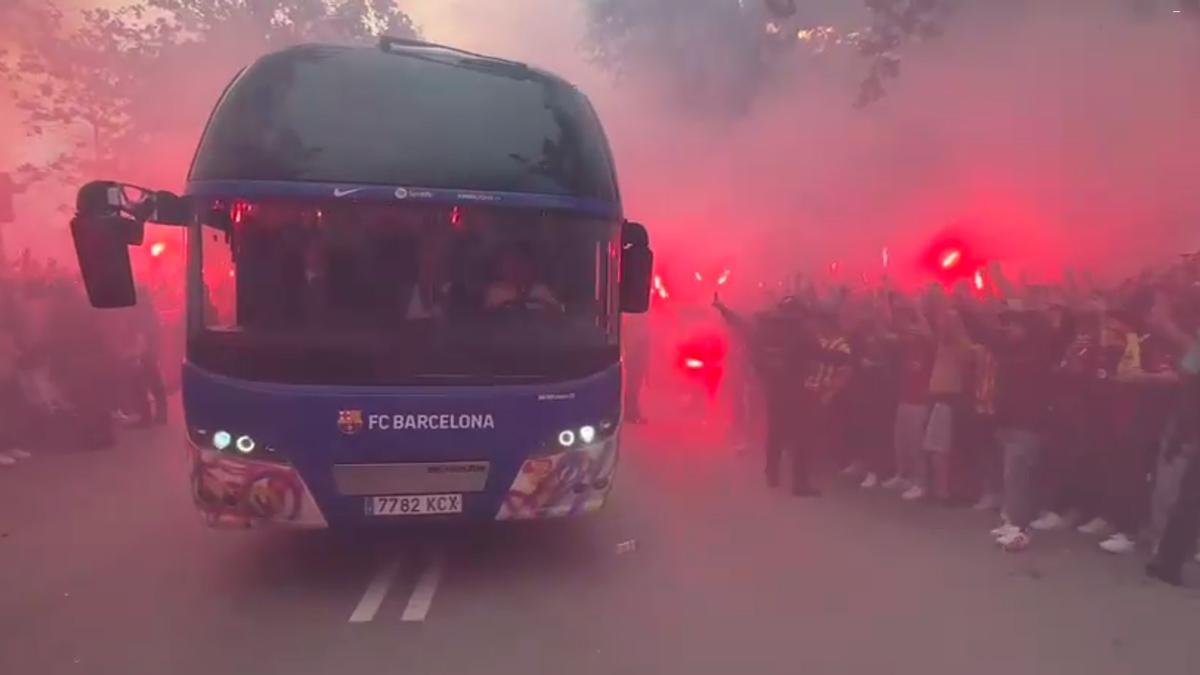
[[188, 40, 619, 204]]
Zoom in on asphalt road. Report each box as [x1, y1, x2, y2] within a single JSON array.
[[2, 413, 1199, 675]]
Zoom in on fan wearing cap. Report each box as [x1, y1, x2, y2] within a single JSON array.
[[715, 293, 824, 496]]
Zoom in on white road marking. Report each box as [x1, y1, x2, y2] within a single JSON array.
[[349, 555, 404, 623], [401, 548, 447, 622]]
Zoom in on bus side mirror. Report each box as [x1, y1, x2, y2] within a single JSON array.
[[620, 221, 653, 314], [69, 181, 144, 308], [68, 181, 187, 308], [71, 212, 138, 308]]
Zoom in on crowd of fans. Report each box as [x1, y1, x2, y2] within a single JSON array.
[[0, 250, 169, 466], [708, 253, 1200, 584], [5, 236, 1199, 582]]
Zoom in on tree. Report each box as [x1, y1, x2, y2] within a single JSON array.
[[149, 0, 416, 47], [583, 0, 1200, 111], [854, 0, 1200, 106], [854, 0, 959, 107], [1, 0, 418, 193], [581, 0, 965, 113], [2, 3, 164, 187], [584, 0, 771, 116]]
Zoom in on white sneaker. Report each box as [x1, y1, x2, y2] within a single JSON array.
[[973, 493, 1001, 511], [7, 448, 31, 460], [901, 485, 926, 501], [1099, 533, 1137, 554], [998, 529, 1032, 552], [859, 472, 879, 489], [0, 453, 16, 467], [841, 462, 865, 477], [1031, 511, 1067, 531], [1076, 517, 1112, 536], [990, 522, 1019, 539], [880, 475, 906, 490]]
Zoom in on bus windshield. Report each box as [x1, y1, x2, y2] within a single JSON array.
[[190, 199, 620, 386], [189, 44, 617, 200]]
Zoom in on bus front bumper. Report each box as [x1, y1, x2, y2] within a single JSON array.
[[188, 440, 618, 529], [190, 447, 329, 529]]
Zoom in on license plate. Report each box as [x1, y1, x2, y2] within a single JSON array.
[[366, 494, 463, 517]]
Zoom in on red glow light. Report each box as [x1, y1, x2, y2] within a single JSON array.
[[675, 332, 728, 398], [653, 274, 670, 300], [716, 268, 731, 286], [149, 242, 166, 257], [921, 232, 987, 285], [694, 271, 703, 282], [974, 269, 985, 291], [230, 199, 253, 226]]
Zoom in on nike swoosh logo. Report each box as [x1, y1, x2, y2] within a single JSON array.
[[333, 187, 364, 197]]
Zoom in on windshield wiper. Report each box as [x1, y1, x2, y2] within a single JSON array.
[[413, 373, 545, 383], [378, 36, 526, 69], [376, 35, 544, 84]]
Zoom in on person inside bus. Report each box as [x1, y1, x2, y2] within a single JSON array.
[[403, 232, 452, 320], [484, 244, 562, 312]]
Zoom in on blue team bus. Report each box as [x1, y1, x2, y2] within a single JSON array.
[[68, 38, 653, 528]]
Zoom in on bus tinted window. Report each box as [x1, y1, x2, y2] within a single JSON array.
[[190, 198, 620, 386], [189, 46, 617, 200]]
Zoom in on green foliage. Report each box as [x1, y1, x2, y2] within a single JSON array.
[[583, 0, 1199, 112], [2, 0, 418, 188], [583, 0, 770, 117]]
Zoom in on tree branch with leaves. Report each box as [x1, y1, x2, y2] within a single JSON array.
[[2, 0, 418, 193]]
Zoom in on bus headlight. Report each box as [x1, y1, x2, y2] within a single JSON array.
[[554, 421, 613, 451], [579, 425, 596, 444], [189, 428, 273, 457], [235, 435, 256, 454]]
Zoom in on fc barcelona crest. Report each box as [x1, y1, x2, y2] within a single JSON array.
[[338, 410, 364, 435]]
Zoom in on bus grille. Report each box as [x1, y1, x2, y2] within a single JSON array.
[[332, 462, 490, 496]]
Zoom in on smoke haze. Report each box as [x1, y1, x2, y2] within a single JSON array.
[[412, 1, 1200, 284], [7, 0, 1200, 283]]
